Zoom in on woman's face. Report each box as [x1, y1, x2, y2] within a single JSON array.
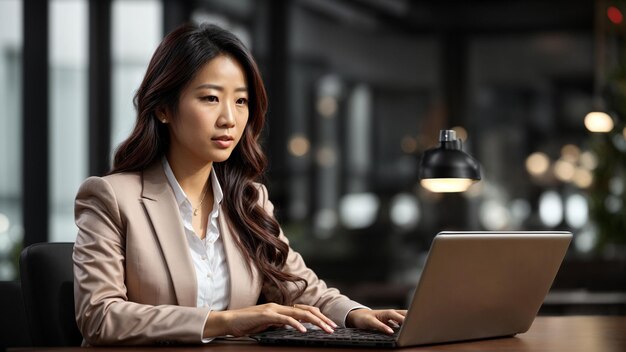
[[165, 54, 249, 167]]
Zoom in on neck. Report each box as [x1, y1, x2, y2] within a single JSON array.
[[166, 154, 213, 198]]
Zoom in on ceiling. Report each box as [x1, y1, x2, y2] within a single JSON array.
[[297, 0, 594, 34]]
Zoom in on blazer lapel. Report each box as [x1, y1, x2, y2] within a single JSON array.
[[141, 162, 197, 307], [219, 211, 261, 309]]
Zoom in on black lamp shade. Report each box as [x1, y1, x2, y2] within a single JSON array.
[[419, 140, 481, 181], [418, 130, 481, 194]]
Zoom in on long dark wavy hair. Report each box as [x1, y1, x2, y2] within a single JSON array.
[[111, 23, 307, 304]]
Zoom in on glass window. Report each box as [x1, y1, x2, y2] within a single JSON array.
[[49, 0, 88, 242], [0, 0, 23, 279], [111, 0, 162, 152]]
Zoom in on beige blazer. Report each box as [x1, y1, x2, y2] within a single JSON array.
[[73, 162, 361, 346]]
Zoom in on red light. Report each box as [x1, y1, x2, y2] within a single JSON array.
[[607, 6, 623, 24]]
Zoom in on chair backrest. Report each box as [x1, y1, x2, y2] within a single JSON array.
[[20, 242, 82, 346], [0, 281, 32, 349]]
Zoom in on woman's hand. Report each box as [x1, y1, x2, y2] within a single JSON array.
[[346, 308, 407, 335], [205, 303, 338, 337]]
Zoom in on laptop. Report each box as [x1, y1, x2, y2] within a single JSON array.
[[251, 231, 572, 348]]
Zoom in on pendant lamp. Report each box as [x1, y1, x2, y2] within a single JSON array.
[[419, 130, 481, 193]]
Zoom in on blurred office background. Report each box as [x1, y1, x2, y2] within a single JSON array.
[[0, 0, 625, 315]]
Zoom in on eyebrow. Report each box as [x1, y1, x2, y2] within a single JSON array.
[[195, 83, 247, 92]]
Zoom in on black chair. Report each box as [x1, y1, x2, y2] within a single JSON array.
[[0, 281, 31, 351], [20, 242, 82, 346]]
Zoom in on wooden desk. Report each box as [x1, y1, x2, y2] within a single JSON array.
[[10, 316, 626, 351]]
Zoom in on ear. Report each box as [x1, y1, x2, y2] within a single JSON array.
[[155, 107, 170, 124]]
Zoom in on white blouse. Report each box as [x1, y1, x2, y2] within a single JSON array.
[[162, 158, 230, 340]]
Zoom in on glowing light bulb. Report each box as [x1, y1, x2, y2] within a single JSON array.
[[526, 152, 550, 176], [584, 111, 614, 132], [288, 135, 310, 157], [420, 178, 475, 193], [554, 160, 576, 182]]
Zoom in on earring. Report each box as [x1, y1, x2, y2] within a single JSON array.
[[161, 119, 167, 123]]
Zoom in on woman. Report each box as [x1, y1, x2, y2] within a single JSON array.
[[73, 23, 405, 346]]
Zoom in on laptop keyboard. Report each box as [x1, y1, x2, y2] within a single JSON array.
[[256, 327, 399, 343]]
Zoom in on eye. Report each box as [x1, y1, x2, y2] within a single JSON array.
[[236, 97, 248, 106], [200, 95, 218, 103]]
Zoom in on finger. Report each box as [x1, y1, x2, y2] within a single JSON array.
[[274, 313, 307, 333], [287, 306, 334, 333], [383, 310, 406, 325], [262, 305, 308, 333], [397, 309, 408, 316], [296, 305, 337, 328], [296, 310, 335, 333], [294, 304, 337, 329], [387, 320, 400, 329], [294, 305, 337, 329], [366, 316, 395, 335]]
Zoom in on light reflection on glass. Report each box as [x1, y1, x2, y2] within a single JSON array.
[[339, 193, 379, 229], [565, 194, 588, 228], [479, 200, 510, 230], [575, 225, 598, 253], [390, 193, 419, 229], [539, 190, 563, 227]]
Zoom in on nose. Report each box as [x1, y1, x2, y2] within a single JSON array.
[[217, 102, 236, 129]]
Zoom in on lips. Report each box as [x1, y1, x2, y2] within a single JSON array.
[[211, 135, 235, 149], [212, 135, 234, 141]]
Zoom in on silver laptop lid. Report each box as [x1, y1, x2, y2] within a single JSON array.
[[397, 231, 572, 347]]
